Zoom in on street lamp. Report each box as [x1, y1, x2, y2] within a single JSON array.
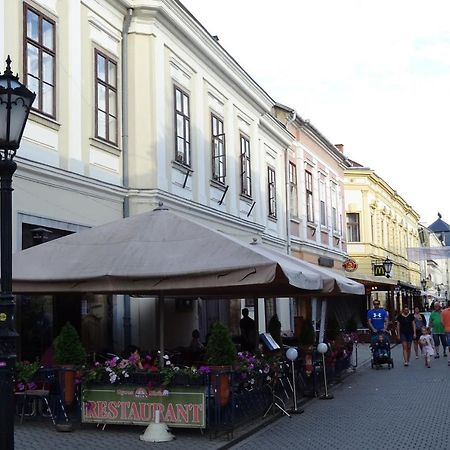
[[383, 257, 393, 278], [421, 279, 427, 290], [0, 56, 35, 450]]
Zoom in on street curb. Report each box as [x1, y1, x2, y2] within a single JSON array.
[[217, 352, 374, 449]]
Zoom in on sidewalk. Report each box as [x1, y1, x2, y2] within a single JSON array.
[[15, 345, 374, 450]]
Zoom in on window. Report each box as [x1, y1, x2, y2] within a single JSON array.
[[174, 86, 191, 166], [289, 162, 298, 217], [305, 170, 314, 222], [24, 3, 56, 117], [319, 180, 327, 226], [95, 50, 117, 144], [211, 114, 225, 183], [331, 184, 338, 231], [267, 166, 277, 218], [240, 135, 251, 197], [346, 213, 360, 242]]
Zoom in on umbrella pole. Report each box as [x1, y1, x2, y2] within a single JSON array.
[[318, 299, 327, 344], [254, 297, 259, 351], [159, 294, 164, 366]]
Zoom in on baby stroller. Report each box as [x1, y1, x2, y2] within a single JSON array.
[[370, 332, 394, 369]]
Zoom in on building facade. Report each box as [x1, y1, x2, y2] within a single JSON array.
[[344, 163, 421, 319]]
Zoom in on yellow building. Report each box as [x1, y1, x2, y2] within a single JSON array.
[[344, 163, 421, 315]]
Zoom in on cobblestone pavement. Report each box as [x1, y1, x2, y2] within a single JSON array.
[[231, 345, 450, 450]]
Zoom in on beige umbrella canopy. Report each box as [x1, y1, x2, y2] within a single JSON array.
[[11, 207, 364, 297]]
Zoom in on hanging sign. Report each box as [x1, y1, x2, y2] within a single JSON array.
[[342, 259, 358, 272], [373, 264, 386, 276]]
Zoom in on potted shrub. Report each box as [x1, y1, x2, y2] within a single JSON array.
[[54, 322, 86, 405], [206, 322, 236, 406]]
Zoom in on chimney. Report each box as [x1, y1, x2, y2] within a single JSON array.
[[335, 144, 344, 153]]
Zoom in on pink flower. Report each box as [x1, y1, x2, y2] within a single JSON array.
[[198, 365, 210, 374]]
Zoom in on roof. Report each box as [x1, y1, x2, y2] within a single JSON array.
[[428, 214, 450, 245]]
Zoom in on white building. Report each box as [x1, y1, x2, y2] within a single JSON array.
[[2, 0, 355, 358]]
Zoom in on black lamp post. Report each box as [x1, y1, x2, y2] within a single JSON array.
[[383, 257, 393, 278], [0, 56, 35, 450]]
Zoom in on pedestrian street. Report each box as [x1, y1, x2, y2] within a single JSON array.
[[231, 344, 450, 450]]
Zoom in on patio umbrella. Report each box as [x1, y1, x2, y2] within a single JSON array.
[[11, 207, 364, 296]]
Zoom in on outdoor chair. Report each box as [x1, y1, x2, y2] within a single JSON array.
[[19, 368, 69, 426]]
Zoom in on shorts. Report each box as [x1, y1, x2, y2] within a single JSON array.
[[400, 333, 413, 343]]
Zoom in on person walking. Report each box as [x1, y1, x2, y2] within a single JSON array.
[[367, 300, 388, 344], [240, 308, 256, 352], [440, 302, 450, 366], [396, 305, 416, 366], [429, 302, 447, 359], [419, 326, 435, 368], [413, 307, 427, 359]]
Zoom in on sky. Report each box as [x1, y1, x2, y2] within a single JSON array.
[[181, 0, 450, 226]]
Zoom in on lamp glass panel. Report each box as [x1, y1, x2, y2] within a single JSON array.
[[8, 94, 30, 145], [0, 100, 8, 142]]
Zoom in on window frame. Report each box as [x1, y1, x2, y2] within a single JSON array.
[[346, 212, 361, 242], [288, 162, 298, 217], [267, 166, 277, 219], [305, 170, 314, 223], [174, 85, 191, 167], [319, 179, 327, 226], [94, 49, 118, 145], [331, 183, 338, 232], [23, 2, 56, 118], [240, 134, 251, 197], [211, 113, 226, 183]]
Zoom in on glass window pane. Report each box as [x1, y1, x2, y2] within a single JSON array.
[[42, 83, 53, 115], [183, 95, 189, 115], [27, 44, 39, 78], [176, 115, 184, 136], [27, 76, 39, 101], [108, 62, 116, 87], [27, 10, 39, 41], [108, 116, 117, 143], [42, 53, 54, 84], [177, 137, 184, 153], [42, 19, 54, 50], [97, 111, 106, 139], [97, 55, 106, 81], [175, 90, 182, 111], [97, 84, 106, 111], [185, 143, 190, 165], [185, 122, 190, 142], [108, 90, 116, 116]]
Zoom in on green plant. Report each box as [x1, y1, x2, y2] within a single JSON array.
[[54, 322, 87, 366], [267, 314, 282, 348], [206, 322, 236, 366], [298, 318, 315, 346], [16, 360, 40, 383]]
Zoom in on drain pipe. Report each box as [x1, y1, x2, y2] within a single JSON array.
[[122, 8, 133, 348], [285, 110, 296, 332]]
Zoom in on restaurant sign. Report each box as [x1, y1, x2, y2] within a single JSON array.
[[342, 258, 358, 272], [82, 385, 205, 428]]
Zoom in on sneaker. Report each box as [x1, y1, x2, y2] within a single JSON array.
[[404, 362, 409, 366], [435, 354, 440, 359], [444, 353, 448, 357], [448, 361, 450, 366], [415, 355, 419, 359]]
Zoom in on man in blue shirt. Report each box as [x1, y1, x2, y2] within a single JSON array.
[[367, 299, 388, 335]]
